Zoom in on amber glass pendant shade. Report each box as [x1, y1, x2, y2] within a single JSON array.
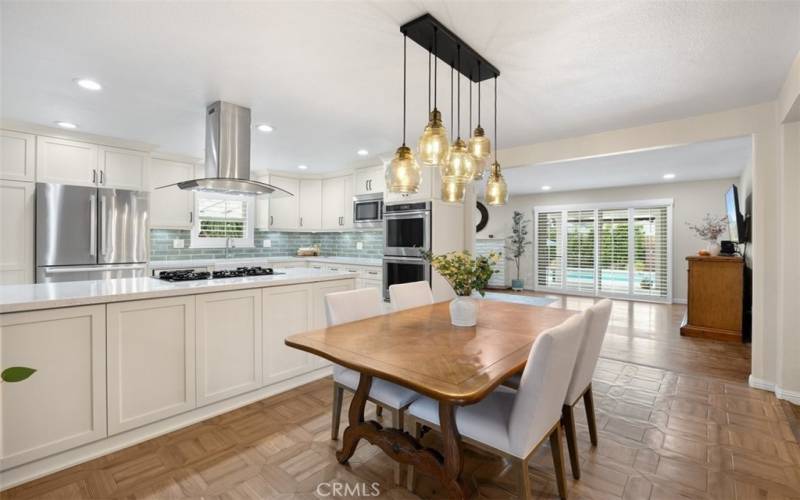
[[386, 145, 421, 194], [441, 178, 466, 203], [484, 161, 508, 205], [418, 108, 449, 166], [468, 126, 491, 166], [440, 138, 475, 183]]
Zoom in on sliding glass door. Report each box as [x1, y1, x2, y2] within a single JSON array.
[[535, 202, 672, 301]]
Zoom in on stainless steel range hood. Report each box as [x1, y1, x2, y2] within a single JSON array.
[[160, 101, 292, 197]]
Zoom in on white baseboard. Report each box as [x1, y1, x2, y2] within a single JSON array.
[[672, 298, 688, 304], [0, 366, 332, 491], [748, 374, 800, 404]]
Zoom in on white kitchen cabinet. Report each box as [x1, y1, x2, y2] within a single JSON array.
[[342, 174, 354, 228], [0, 305, 106, 469], [269, 175, 299, 229], [107, 296, 196, 434], [322, 176, 347, 229], [149, 157, 195, 229], [262, 283, 316, 385], [254, 174, 270, 230], [299, 178, 322, 230], [0, 180, 34, 285], [36, 136, 99, 187], [355, 165, 385, 195], [196, 289, 262, 405], [100, 146, 148, 190], [0, 130, 35, 182], [384, 164, 438, 203], [359, 278, 383, 291]]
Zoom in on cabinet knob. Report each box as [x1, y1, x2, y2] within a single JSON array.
[[189, 211, 193, 223], [99, 170, 105, 185], [92, 169, 97, 184], [269, 215, 273, 226], [300, 217, 303, 227]]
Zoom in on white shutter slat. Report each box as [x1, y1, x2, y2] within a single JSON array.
[[565, 209, 595, 293], [536, 211, 563, 289], [598, 208, 630, 294]]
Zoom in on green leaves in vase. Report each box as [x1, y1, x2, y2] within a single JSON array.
[[1, 366, 36, 383]]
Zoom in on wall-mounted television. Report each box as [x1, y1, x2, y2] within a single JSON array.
[[726, 185, 746, 243]]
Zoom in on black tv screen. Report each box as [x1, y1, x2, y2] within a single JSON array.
[[726, 185, 745, 243]]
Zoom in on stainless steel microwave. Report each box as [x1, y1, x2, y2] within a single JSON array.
[[353, 193, 383, 228]]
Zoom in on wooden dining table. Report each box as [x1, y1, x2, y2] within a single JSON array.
[[285, 299, 576, 499]]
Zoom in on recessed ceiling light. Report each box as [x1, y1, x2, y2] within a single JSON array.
[[297, 165, 308, 170], [256, 124, 274, 133], [55, 121, 78, 129], [663, 173, 676, 180], [74, 78, 102, 91], [357, 149, 369, 156], [541, 185, 552, 191]]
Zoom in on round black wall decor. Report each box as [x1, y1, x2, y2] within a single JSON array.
[[476, 201, 489, 232]]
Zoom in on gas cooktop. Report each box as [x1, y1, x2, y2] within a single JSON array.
[[156, 266, 283, 282]]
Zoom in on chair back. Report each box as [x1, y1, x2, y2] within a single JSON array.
[[325, 287, 384, 326], [564, 299, 612, 405], [508, 312, 587, 458], [389, 281, 434, 311]]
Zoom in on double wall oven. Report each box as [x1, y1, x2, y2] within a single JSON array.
[[383, 201, 431, 300]]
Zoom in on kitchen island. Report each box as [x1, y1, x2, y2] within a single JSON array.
[[0, 268, 355, 489]]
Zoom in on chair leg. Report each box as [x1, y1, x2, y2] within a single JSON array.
[[561, 404, 581, 480], [583, 385, 598, 447], [391, 409, 402, 485], [376, 404, 383, 417], [331, 384, 344, 440], [407, 419, 422, 492], [549, 425, 568, 500], [517, 457, 532, 500]]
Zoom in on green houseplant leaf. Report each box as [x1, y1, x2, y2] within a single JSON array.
[[1, 366, 36, 383]]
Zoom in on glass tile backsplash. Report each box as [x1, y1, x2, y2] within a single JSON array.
[[149, 229, 384, 260]]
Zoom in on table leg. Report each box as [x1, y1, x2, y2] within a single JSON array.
[[439, 402, 470, 499], [336, 373, 372, 464]]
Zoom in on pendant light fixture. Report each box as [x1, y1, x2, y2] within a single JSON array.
[[418, 28, 449, 167], [468, 61, 491, 179], [386, 34, 421, 194], [485, 75, 508, 206], [441, 57, 465, 203], [441, 45, 475, 186]]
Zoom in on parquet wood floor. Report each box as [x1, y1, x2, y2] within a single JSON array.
[[4, 296, 799, 500]]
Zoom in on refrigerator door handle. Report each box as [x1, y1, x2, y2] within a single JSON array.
[[100, 195, 108, 256], [89, 194, 97, 256]]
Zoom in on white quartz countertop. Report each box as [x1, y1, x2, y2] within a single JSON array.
[[147, 256, 383, 270], [0, 268, 357, 314]]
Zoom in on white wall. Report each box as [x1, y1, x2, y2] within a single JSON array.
[[478, 178, 739, 302]]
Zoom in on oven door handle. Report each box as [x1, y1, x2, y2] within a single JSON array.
[[383, 256, 428, 263], [384, 211, 430, 220]]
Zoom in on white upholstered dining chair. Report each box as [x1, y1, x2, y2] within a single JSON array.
[[560, 298, 612, 480], [501, 299, 613, 480], [389, 280, 434, 310], [325, 287, 420, 484], [406, 312, 588, 500]]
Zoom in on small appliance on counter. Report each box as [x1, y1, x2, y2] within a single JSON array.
[[296, 245, 320, 257], [154, 266, 282, 282], [36, 183, 149, 283]]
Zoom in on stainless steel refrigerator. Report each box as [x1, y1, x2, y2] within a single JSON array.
[[36, 183, 149, 283]]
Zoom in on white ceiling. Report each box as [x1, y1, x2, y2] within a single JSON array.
[[1, 1, 798, 174], [492, 136, 751, 196]]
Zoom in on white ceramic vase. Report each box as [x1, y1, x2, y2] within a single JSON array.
[[449, 296, 478, 327], [706, 240, 721, 257]]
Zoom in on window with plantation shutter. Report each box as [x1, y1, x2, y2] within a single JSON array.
[[190, 192, 255, 248], [534, 201, 672, 302], [598, 208, 630, 295], [536, 211, 563, 288]]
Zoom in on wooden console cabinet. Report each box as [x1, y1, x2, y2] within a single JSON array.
[[680, 256, 743, 342]]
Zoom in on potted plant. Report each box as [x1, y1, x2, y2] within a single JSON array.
[[686, 214, 728, 256], [506, 211, 531, 291], [421, 250, 498, 326]]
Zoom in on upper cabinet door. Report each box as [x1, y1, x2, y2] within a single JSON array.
[[100, 147, 149, 190], [36, 137, 99, 187], [321, 176, 346, 229], [268, 175, 299, 229], [254, 174, 270, 230], [0, 130, 35, 182], [355, 165, 385, 195], [342, 174, 354, 229], [299, 179, 322, 230], [149, 158, 195, 229], [0, 180, 34, 285]]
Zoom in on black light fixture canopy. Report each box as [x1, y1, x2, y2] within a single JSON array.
[[401, 13, 500, 83]]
